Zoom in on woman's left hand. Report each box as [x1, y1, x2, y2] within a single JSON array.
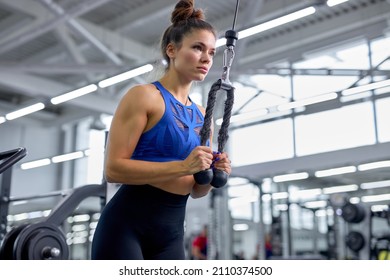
[[212, 152, 231, 175]]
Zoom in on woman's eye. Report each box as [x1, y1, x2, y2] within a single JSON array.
[[193, 45, 202, 51]]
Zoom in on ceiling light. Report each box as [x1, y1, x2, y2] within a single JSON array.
[[229, 196, 258, 206], [13, 213, 29, 221], [11, 200, 28, 206], [275, 204, 288, 211], [5, 102, 45, 120], [73, 214, 90, 222], [98, 64, 153, 88], [273, 172, 309, 183], [0, 116, 5, 124], [327, 0, 349, 7], [361, 193, 390, 203], [228, 185, 258, 198], [215, 38, 227, 48], [358, 160, 390, 171], [84, 148, 104, 157], [349, 197, 360, 204], [323, 184, 358, 194], [216, 7, 316, 48], [304, 200, 327, 208], [361, 180, 390, 190], [272, 192, 289, 200], [277, 92, 337, 111], [52, 151, 84, 163], [341, 79, 390, 96], [72, 224, 87, 232], [316, 209, 334, 217], [21, 158, 51, 170], [371, 205, 389, 212], [28, 211, 45, 219], [315, 166, 356, 177], [227, 177, 250, 186], [340, 91, 372, 103], [233, 224, 249, 231], [51, 84, 98, 105], [262, 194, 271, 202], [290, 188, 322, 200], [239, 7, 316, 40]]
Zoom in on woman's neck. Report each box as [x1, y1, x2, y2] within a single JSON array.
[[159, 73, 192, 103]]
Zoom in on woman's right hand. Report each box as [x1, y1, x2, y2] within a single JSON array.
[[184, 146, 213, 174]]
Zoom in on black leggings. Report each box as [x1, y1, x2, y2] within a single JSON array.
[[91, 184, 189, 260]]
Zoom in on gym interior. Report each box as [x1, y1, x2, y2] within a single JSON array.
[[0, 0, 390, 260]]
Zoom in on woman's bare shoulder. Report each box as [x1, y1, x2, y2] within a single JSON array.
[[116, 84, 160, 110], [123, 83, 158, 99]]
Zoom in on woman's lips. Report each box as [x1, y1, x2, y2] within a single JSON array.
[[197, 67, 208, 74]]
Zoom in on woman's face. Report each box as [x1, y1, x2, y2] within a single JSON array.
[[168, 29, 216, 82]]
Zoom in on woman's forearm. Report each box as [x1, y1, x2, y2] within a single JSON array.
[[105, 158, 189, 185]]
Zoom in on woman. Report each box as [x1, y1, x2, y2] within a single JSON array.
[[91, 0, 232, 260]]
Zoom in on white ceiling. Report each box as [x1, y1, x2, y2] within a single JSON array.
[[0, 0, 388, 124]]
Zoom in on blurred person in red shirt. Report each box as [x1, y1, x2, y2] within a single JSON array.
[[192, 225, 208, 260]]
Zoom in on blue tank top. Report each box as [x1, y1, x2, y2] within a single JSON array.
[[131, 81, 205, 162]]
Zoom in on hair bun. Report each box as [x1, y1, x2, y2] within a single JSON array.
[[171, 0, 205, 25]]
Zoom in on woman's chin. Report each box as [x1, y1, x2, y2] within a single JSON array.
[[194, 74, 207, 82]]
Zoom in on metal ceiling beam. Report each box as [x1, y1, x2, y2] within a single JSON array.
[[79, 20, 155, 62], [0, 0, 54, 45], [54, 26, 97, 83], [0, 11, 32, 40], [55, 27, 88, 65], [1, 0, 155, 62], [113, 0, 173, 34], [0, 0, 114, 55], [38, 0, 122, 66]]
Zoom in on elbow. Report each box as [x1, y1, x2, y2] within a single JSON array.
[[104, 162, 119, 183], [190, 192, 204, 199], [190, 186, 211, 199], [104, 173, 115, 183]]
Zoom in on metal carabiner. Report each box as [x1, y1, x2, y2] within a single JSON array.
[[221, 46, 235, 89]]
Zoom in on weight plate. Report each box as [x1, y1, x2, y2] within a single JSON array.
[[0, 224, 29, 260], [13, 222, 69, 260], [26, 229, 68, 260], [341, 203, 366, 223], [346, 231, 365, 252]]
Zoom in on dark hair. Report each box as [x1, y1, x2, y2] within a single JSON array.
[[161, 0, 217, 68]]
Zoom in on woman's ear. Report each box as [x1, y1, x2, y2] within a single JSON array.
[[166, 43, 176, 60]]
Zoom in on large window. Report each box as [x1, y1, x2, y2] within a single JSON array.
[[295, 102, 376, 156], [230, 35, 390, 166], [231, 118, 294, 166]]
